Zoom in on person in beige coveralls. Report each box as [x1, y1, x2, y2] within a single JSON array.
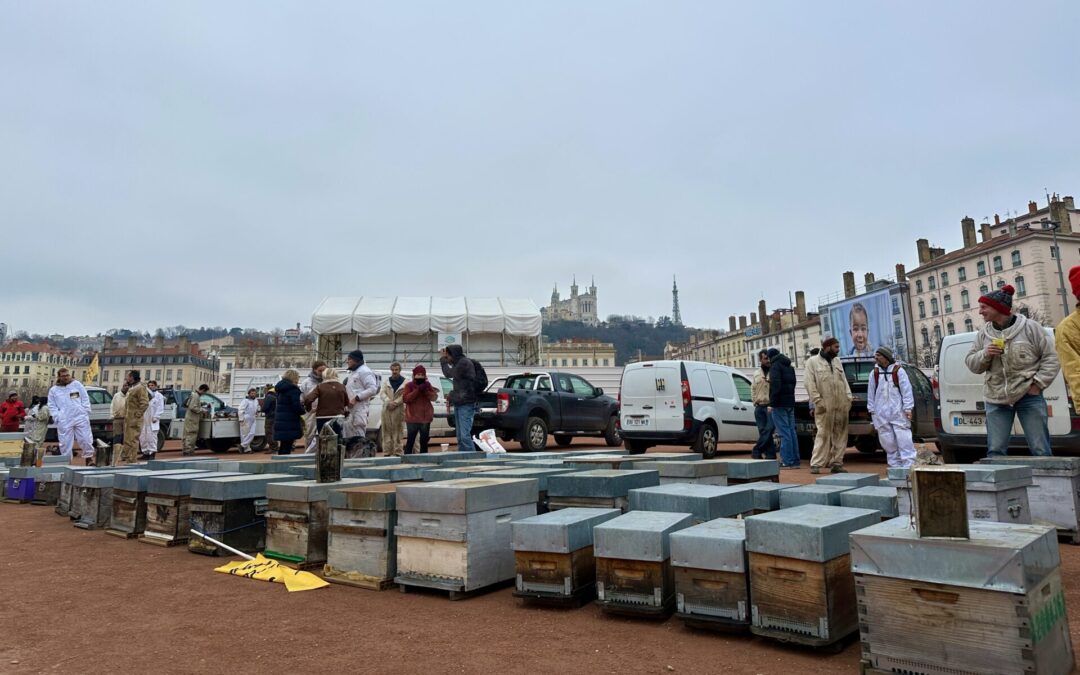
[[804, 337, 853, 475]]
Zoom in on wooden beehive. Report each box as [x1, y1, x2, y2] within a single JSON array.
[[511, 507, 621, 604], [671, 519, 749, 631], [324, 484, 400, 590], [852, 518, 1074, 675], [593, 511, 694, 617], [140, 472, 241, 547], [264, 479, 382, 568]]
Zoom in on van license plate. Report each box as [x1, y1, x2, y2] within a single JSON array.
[[624, 417, 650, 427], [953, 414, 985, 427]]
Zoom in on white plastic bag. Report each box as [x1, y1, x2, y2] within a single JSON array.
[[479, 429, 507, 453]]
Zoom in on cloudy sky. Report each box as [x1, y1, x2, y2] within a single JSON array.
[[4, 2, 1079, 336]]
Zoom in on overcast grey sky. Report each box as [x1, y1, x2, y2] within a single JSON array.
[[4, 2, 1079, 336]]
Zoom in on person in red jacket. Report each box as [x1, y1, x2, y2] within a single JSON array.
[[0, 391, 27, 432], [402, 365, 439, 454]]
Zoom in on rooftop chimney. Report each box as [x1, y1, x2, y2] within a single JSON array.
[[104, 336, 114, 351], [750, 311, 758, 326], [843, 271, 857, 299], [126, 336, 137, 350], [895, 263, 906, 283], [1029, 200, 1039, 214], [178, 336, 190, 353], [729, 315, 737, 332], [980, 222, 992, 242], [864, 272, 876, 287], [994, 214, 1001, 225], [739, 315, 748, 330], [916, 238, 931, 264], [961, 216, 977, 248], [795, 291, 807, 322], [153, 335, 164, 349], [758, 300, 768, 335], [1051, 195, 1072, 234], [1065, 195, 1075, 209]]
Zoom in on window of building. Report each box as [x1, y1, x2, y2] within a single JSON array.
[[933, 325, 942, 342], [3, 366, 8, 374], [894, 319, 902, 339], [103, 371, 109, 382], [916, 279, 923, 293], [961, 289, 970, 309], [561, 359, 567, 366], [1051, 246, 1059, 259], [603, 359, 610, 366], [964, 318, 974, 332], [928, 276, 937, 290], [931, 298, 939, 315], [1011, 250, 1021, 267], [571, 359, 578, 366], [918, 301, 925, 319], [958, 266, 967, 282], [921, 327, 929, 346], [977, 260, 986, 276], [891, 298, 900, 315], [1016, 276, 1026, 296], [980, 283, 988, 295], [166, 369, 173, 380], [943, 294, 952, 313], [947, 322, 955, 336], [940, 272, 949, 286], [997, 279, 1006, 289], [993, 256, 1003, 273]]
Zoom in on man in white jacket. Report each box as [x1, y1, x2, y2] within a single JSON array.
[[238, 388, 259, 453], [343, 350, 378, 458], [138, 380, 165, 459], [867, 346, 915, 468], [47, 368, 95, 464]]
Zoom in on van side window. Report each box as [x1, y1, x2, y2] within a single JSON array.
[[708, 371, 735, 400], [689, 368, 713, 398], [732, 374, 753, 402]]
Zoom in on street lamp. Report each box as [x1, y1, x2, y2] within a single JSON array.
[[1040, 219, 1070, 318]]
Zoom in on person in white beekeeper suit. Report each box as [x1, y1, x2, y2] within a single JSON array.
[[138, 380, 165, 459], [866, 346, 916, 468], [47, 368, 95, 465], [238, 388, 259, 453], [343, 349, 378, 458]]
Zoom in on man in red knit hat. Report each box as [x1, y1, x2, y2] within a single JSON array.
[[1055, 267, 1080, 412], [965, 284, 1059, 457]]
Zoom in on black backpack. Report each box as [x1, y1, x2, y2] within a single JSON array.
[[470, 359, 489, 396]]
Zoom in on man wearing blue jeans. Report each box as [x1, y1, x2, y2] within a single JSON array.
[[766, 347, 800, 468], [965, 284, 1060, 457], [440, 344, 477, 452]]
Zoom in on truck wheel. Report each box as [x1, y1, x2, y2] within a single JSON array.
[[603, 416, 621, 447], [854, 437, 879, 455], [157, 428, 167, 451], [624, 440, 651, 455], [553, 434, 573, 448], [251, 436, 267, 451], [520, 417, 549, 452], [209, 439, 232, 453], [692, 423, 718, 459]]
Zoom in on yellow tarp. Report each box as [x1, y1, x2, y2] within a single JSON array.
[[214, 554, 329, 592]]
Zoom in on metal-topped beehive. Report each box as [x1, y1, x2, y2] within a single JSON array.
[[671, 519, 749, 630], [394, 477, 539, 596], [814, 472, 881, 489], [745, 504, 879, 648], [324, 484, 402, 590], [889, 464, 1034, 525], [851, 518, 1073, 675], [511, 507, 621, 603], [356, 464, 439, 482], [593, 510, 694, 616], [720, 459, 779, 484], [481, 467, 578, 513], [105, 469, 213, 539], [187, 473, 296, 555], [839, 486, 898, 519], [420, 465, 507, 481], [140, 471, 243, 546], [263, 478, 387, 567], [779, 484, 854, 508], [628, 484, 753, 523], [746, 483, 798, 513], [546, 469, 660, 512], [981, 456, 1080, 542], [652, 460, 728, 486]]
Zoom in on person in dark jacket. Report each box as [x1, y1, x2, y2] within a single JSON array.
[[440, 344, 476, 452], [261, 386, 278, 453], [272, 370, 304, 455], [302, 367, 350, 431], [766, 348, 800, 469]]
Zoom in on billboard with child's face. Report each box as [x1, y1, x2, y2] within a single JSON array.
[[822, 288, 901, 360]]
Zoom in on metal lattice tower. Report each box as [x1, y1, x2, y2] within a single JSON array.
[[671, 276, 683, 326]]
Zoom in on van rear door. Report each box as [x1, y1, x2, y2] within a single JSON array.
[[940, 336, 988, 436], [620, 364, 683, 433]]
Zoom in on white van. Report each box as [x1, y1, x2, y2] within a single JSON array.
[[937, 330, 1077, 462], [619, 360, 758, 457]]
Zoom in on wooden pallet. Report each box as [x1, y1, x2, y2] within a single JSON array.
[[322, 565, 396, 591], [512, 583, 595, 608], [103, 528, 139, 540], [676, 613, 750, 634], [137, 533, 186, 547], [394, 575, 511, 601], [750, 624, 853, 653]]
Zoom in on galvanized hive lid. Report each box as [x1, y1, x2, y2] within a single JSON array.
[[266, 478, 387, 503], [594, 510, 695, 562], [651, 460, 728, 478], [113, 469, 209, 493], [838, 486, 899, 518], [779, 484, 854, 508], [327, 482, 399, 511], [979, 456, 1080, 474], [719, 459, 780, 480], [747, 482, 799, 511], [546, 469, 661, 498], [482, 467, 577, 493], [745, 504, 881, 562], [189, 473, 296, 501], [146, 471, 244, 496], [511, 507, 622, 553], [396, 477, 540, 514], [815, 472, 882, 488], [628, 483, 753, 521], [670, 519, 747, 573]]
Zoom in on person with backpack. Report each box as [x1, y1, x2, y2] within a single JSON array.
[[867, 346, 915, 468], [440, 344, 484, 452]]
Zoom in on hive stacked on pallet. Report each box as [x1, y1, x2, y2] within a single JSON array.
[[140, 471, 242, 547], [187, 474, 296, 555], [651, 460, 728, 486], [482, 467, 578, 514], [71, 471, 126, 530], [720, 459, 779, 485], [593, 510, 693, 616], [745, 504, 880, 649], [104, 470, 210, 539], [627, 484, 754, 523], [546, 469, 659, 512], [980, 456, 1080, 543], [852, 518, 1074, 674], [889, 464, 1033, 525], [394, 478, 538, 597], [670, 519, 749, 631], [5, 466, 63, 504], [323, 484, 401, 590], [511, 507, 621, 605], [263, 479, 385, 568]]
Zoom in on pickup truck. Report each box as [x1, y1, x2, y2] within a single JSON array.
[[160, 388, 263, 453], [454, 371, 621, 452], [793, 357, 938, 459]]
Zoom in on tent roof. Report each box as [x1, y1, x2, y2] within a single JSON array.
[[311, 296, 542, 337]]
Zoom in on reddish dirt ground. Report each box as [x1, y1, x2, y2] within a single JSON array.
[[3, 440, 1079, 674]]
